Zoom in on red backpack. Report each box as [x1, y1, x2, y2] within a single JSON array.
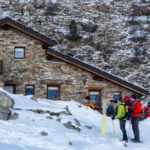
[[132, 100, 142, 117]]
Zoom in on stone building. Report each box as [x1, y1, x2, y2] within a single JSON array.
[[0, 18, 149, 111]]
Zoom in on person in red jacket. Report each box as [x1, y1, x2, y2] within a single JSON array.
[[130, 93, 142, 143], [143, 101, 150, 118]]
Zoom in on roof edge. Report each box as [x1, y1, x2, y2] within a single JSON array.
[[0, 17, 57, 46], [47, 48, 149, 95]]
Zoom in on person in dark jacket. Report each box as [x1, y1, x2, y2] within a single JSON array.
[[130, 93, 142, 143], [112, 98, 128, 143]]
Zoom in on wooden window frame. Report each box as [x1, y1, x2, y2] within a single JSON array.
[[25, 84, 35, 95], [89, 90, 101, 104], [47, 85, 60, 100], [88, 89, 102, 112], [4, 83, 16, 94], [14, 47, 25, 59]]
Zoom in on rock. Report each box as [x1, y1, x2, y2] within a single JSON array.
[[85, 125, 92, 129], [35, 109, 45, 114], [33, 0, 46, 9], [56, 117, 61, 122], [0, 105, 10, 120], [30, 95, 38, 102], [65, 106, 72, 116], [80, 22, 98, 33], [46, 116, 53, 119], [74, 118, 80, 126], [133, 5, 150, 16], [0, 91, 14, 108], [40, 131, 48, 136], [50, 110, 67, 116], [9, 112, 19, 120], [63, 121, 81, 132]]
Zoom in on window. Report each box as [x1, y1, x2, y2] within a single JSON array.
[[47, 86, 60, 100], [4, 84, 16, 94], [14, 47, 25, 59], [89, 91, 100, 103], [113, 91, 121, 102], [25, 85, 35, 95]]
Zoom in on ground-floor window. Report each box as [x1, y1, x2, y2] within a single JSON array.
[[4, 84, 16, 94], [89, 91, 101, 103], [113, 91, 122, 102], [25, 84, 35, 95], [47, 86, 60, 100]]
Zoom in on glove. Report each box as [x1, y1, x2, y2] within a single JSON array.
[[111, 116, 115, 120]]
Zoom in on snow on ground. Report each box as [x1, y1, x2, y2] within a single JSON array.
[[0, 88, 150, 150]]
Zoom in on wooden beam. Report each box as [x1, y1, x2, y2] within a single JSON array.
[[42, 81, 63, 85], [93, 75, 104, 81]]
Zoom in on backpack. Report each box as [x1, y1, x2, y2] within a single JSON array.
[[140, 106, 150, 120], [106, 105, 114, 116]]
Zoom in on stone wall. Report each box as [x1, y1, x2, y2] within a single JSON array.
[[0, 27, 132, 104]]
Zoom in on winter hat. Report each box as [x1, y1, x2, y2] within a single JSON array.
[[85, 96, 91, 101], [118, 97, 123, 101], [131, 93, 136, 99]]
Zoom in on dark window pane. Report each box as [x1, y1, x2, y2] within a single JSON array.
[[25, 85, 34, 95], [89, 92, 99, 103], [113, 92, 120, 101], [48, 87, 58, 99], [4, 86, 14, 94]]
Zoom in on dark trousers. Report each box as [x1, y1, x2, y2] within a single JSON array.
[[131, 117, 140, 141], [119, 119, 128, 141]]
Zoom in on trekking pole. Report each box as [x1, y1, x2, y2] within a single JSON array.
[[127, 119, 132, 140], [112, 120, 116, 139]]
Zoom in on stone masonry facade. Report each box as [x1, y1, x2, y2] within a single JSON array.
[[0, 27, 132, 105]]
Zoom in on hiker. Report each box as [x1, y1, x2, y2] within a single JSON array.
[[123, 93, 132, 120], [85, 96, 95, 109], [106, 100, 115, 117], [112, 97, 128, 143], [143, 101, 150, 118], [130, 93, 143, 143]]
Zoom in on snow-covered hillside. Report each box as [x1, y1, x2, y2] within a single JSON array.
[[0, 88, 150, 150], [0, 0, 150, 90]]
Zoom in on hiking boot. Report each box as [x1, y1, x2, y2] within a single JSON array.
[[134, 140, 143, 143], [131, 138, 136, 142], [131, 139, 143, 143], [124, 140, 128, 143], [120, 139, 128, 143]]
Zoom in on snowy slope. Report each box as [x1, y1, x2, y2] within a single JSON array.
[[0, 0, 150, 90], [0, 88, 150, 150]]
